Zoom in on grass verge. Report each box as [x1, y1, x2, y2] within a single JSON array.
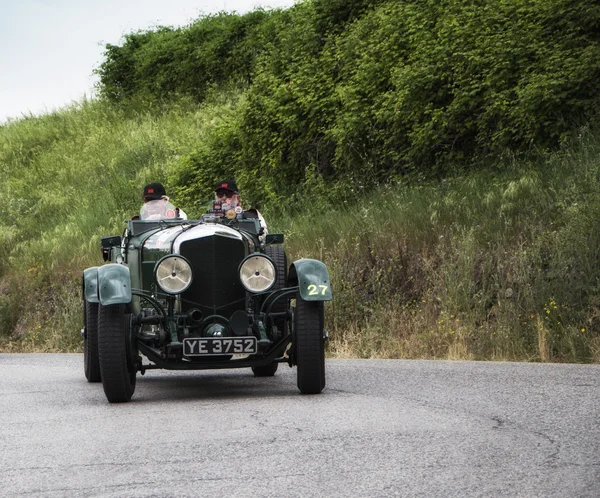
[[1, 100, 599, 362]]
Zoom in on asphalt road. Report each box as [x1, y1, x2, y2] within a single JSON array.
[[1, 354, 598, 497]]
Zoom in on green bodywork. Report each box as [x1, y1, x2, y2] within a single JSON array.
[[82, 220, 332, 374], [97, 264, 132, 305], [84, 228, 333, 307], [288, 259, 332, 301], [83, 267, 99, 303], [84, 263, 133, 305]]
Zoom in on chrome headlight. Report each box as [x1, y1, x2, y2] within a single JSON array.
[[154, 255, 193, 294], [239, 254, 276, 293]]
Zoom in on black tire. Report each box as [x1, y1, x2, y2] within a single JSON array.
[[265, 245, 288, 335], [83, 300, 101, 382], [295, 297, 326, 394], [252, 362, 279, 377], [98, 304, 136, 403]]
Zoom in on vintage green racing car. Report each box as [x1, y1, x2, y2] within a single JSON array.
[[82, 204, 332, 403]]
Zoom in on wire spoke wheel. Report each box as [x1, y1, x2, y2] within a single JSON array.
[[251, 246, 288, 378], [251, 361, 279, 377]]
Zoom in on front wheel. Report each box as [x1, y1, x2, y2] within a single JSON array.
[[294, 297, 325, 394], [98, 304, 136, 403]]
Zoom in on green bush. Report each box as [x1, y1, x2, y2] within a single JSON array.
[[96, 10, 273, 103], [236, 0, 600, 203], [96, 0, 600, 206]]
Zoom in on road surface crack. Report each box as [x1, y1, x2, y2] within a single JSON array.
[[491, 416, 505, 429]]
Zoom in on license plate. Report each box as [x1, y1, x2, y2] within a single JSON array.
[[183, 337, 257, 356]]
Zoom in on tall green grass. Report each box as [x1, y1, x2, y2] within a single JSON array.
[[272, 133, 600, 362], [0, 96, 239, 274], [0, 95, 241, 349], [1, 99, 599, 362]]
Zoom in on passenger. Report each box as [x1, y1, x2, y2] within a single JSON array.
[[213, 179, 268, 235], [140, 183, 187, 221]]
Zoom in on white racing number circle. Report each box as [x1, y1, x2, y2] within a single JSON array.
[[155, 255, 193, 294], [239, 255, 276, 293]]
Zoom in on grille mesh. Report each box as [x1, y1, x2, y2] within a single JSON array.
[[179, 235, 246, 318]]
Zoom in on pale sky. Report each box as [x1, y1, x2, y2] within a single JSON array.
[[0, 0, 297, 123]]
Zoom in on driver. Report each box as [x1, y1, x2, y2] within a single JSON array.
[[214, 179, 268, 235], [140, 183, 187, 220]]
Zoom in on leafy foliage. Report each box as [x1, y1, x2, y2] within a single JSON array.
[[96, 11, 272, 103], [96, 0, 600, 206], [3, 0, 600, 359], [1, 96, 600, 360]]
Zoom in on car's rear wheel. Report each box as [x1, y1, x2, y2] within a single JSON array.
[[265, 245, 288, 335], [98, 303, 136, 403], [83, 299, 101, 382], [252, 362, 279, 377], [294, 297, 325, 394], [252, 246, 288, 378]]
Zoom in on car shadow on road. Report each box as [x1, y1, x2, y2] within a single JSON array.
[[130, 370, 304, 403]]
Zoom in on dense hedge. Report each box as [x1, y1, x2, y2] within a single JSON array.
[[97, 0, 600, 207], [97, 11, 272, 102]]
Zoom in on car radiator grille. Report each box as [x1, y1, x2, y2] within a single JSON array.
[[179, 235, 246, 319]]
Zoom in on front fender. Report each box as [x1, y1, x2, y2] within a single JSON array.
[[83, 267, 99, 303], [98, 264, 132, 306], [287, 259, 332, 301]]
